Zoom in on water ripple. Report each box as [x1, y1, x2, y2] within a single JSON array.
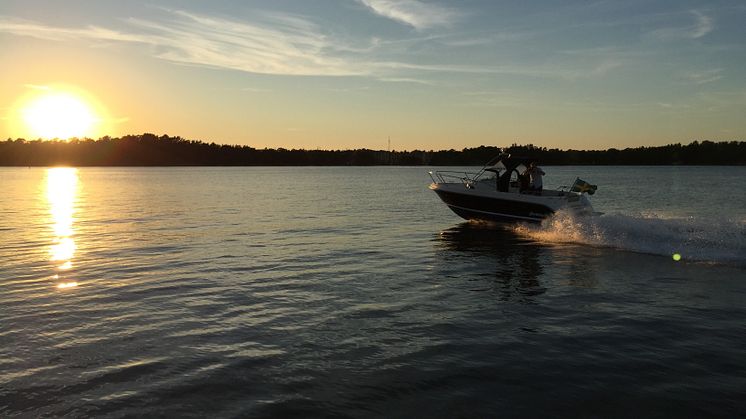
[[1, 167, 745, 417]]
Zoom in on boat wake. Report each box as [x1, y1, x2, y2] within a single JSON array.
[[512, 210, 746, 265]]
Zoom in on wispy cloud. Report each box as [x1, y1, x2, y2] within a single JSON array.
[[558, 46, 652, 59], [358, 0, 460, 30], [0, 11, 501, 80], [240, 87, 271, 93], [0, 16, 144, 43], [459, 90, 541, 108], [441, 31, 531, 47], [328, 85, 371, 93], [696, 89, 746, 107], [125, 10, 367, 76], [687, 11, 714, 38], [587, 60, 623, 77], [23, 84, 52, 90], [0, 9, 622, 83], [110, 116, 131, 124], [649, 10, 714, 41], [377, 77, 433, 85], [376, 59, 621, 81], [680, 68, 723, 85], [0, 11, 369, 76]]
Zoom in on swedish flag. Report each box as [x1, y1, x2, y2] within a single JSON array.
[[570, 178, 597, 195]]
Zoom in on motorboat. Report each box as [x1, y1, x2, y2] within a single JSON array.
[[429, 153, 598, 223]]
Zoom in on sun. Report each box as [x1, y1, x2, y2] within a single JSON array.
[[23, 93, 96, 139], [13, 86, 105, 140]]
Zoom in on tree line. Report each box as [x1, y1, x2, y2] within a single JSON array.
[[1, 134, 745, 166]]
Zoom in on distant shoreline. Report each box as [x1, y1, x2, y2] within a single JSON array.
[[2, 134, 745, 166]]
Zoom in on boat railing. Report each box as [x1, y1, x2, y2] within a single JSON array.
[[428, 170, 482, 186]]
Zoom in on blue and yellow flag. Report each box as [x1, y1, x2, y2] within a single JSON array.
[[570, 178, 597, 195]]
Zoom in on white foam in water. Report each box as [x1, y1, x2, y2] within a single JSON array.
[[513, 210, 746, 264]]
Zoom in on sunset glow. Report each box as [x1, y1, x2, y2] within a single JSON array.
[[21, 91, 99, 140], [0, 1, 744, 149]]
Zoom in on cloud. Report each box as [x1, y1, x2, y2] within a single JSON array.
[[377, 77, 433, 85], [696, 90, 746, 107], [358, 0, 460, 30], [650, 10, 714, 41], [110, 116, 130, 124], [459, 90, 540, 108], [327, 85, 371, 93], [442, 31, 530, 47], [24, 84, 51, 90], [0, 12, 369, 76], [240, 87, 271, 93], [588, 60, 622, 77], [681, 68, 723, 85], [0, 16, 144, 43], [375, 59, 620, 81], [124, 10, 368, 76], [0, 10, 620, 83], [0, 10, 483, 79], [688, 11, 714, 38]]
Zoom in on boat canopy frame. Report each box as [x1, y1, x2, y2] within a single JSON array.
[[429, 153, 535, 192]]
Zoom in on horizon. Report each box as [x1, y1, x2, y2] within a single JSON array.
[[1, 1, 745, 150], [4, 133, 743, 157]]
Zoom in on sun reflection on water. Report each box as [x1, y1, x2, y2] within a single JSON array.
[[46, 168, 79, 289]]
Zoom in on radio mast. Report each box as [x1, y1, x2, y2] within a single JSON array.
[[388, 136, 391, 165]]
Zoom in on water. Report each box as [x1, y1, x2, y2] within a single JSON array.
[[1, 166, 745, 417]]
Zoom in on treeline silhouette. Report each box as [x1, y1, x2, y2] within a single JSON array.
[[1, 134, 745, 166]]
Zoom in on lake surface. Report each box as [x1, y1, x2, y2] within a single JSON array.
[[2, 166, 745, 417]]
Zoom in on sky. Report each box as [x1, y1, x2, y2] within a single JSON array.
[[1, 0, 745, 151]]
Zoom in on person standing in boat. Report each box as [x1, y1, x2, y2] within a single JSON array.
[[525, 161, 545, 193], [518, 170, 530, 193]]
